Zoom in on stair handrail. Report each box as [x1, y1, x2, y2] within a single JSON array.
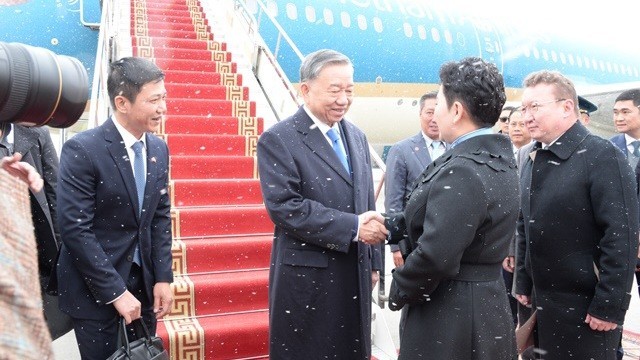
[[86, 0, 117, 131], [232, 0, 389, 308]]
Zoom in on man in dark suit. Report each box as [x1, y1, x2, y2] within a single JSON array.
[[514, 71, 638, 360], [1, 123, 73, 340], [257, 49, 387, 360], [386, 57, 518, 359], [56, 57, 173, 360], [610, 88, 640, 298], [384, 91, 442, 342]]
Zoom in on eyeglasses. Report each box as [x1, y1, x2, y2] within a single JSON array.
[[519, 99, 566, 115], [499, 117, 509, 123]]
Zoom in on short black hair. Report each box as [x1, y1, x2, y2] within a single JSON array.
[[439, 57, 506, 128], [615, 88, 640, 107], [107, 57, 165, 109]]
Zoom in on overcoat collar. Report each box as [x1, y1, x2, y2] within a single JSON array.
[[541, 121, 590, 160], [292, 108, 354, 185]]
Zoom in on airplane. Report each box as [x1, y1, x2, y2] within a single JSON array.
[[247, 0, 640, 151]]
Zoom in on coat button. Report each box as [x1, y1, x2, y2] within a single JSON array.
[[127, 255, 133, 262]]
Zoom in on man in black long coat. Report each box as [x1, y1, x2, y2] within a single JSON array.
[[515, 70, 639, 360], [387, 57, 518, 359], [257, 49, 387, 359]]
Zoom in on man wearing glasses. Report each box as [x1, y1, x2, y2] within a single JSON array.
[[497, 105, 516, 134], [514, 71, 638, 360]]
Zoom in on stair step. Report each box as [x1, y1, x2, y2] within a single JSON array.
[[169, 270, 269, 316], [132, 27, 213, 40], [163, 115, 264, 136], [167, 134, 256, 156], [132, 36, 226, 52], [165, 70, 243, 87], [173, 205, 273, 237], [172, 178, 263, 207], [157, 58, 237, 73], [167, 98, 254, 117], [132, 1, 198, 12], [134, 46, 232, 62], [131, 19, 210, 33], [134, 13, 209, 26], [176, 234, 271, 272], [158, 311, 269, 359]]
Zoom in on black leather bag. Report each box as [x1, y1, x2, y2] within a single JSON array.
[[106, 318, 169, 360]]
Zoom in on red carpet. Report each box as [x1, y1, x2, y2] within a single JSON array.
[[131, 0, 271, 357]]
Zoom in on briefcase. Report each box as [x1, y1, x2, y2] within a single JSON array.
[[106, 317, 169, 360]]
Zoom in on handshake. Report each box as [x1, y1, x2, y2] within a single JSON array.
[[356, 211, 408, 248]]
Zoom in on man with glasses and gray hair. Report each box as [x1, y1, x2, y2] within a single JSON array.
[[514, 70, 638, 359]]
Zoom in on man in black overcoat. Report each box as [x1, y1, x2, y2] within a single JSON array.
[[514, 70, 639, 360], [257, 49, 387, 359], [387, 57, 519, 359]]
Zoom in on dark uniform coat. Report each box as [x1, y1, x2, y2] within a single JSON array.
[[515, 122, 639, 360], [389, 133, 519, 360], [257, 107, 381, 360]]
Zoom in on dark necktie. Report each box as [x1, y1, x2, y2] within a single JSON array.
[[327, 128, 350, 172], [631, 140, 640, 157], [131, 141, 145, 265]]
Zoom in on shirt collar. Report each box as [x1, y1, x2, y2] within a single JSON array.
[[112, 118, 147, 149], [450, 127, 493, 148], [624, 134, 640, 146], [303, 105, 341, 136]]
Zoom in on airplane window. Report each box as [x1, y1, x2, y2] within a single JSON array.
[[373, 17, 383, 33], [305, 6, 316, 23], [578, 57, 584, 68], [417, 25, 427, 40], [523, 46, 531, 58], [599, 60, 605, 72], [551, 50, 557, 63], [323, 8, 334, 26], [456, 32, 466, 47], [340, 11, 351, 28], [285, 3, 297, 20], [612, 63, 618, 74], [444, 30, 452, 44], [559, 53, 566, 64], [541, 49, 549, 61], [403, 23, 413, 38], [431, 28, 440, 43], [591, 58, 597, 70], [357, 14, 367, 30], [532, 48, 540, 59], [607, 62, 612, 73], [568, 54, 575, 66]]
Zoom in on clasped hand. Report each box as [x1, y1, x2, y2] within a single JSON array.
[[357, 211, 388, 245]]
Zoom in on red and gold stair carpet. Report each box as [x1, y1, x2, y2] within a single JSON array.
[[131, 0, 271, 358]]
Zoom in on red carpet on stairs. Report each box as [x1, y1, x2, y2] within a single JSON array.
[[130, 0, 271, 358]]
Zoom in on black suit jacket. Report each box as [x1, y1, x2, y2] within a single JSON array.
[[56, 118, 173, 320], [13, 125, 60, 275]]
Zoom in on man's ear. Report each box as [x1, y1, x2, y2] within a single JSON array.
[[114, 95, 129, 113], [299, 82, 309, 97], [451, 101, 464, 124]]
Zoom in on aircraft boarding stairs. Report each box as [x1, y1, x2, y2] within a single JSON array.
[[120, 0, 396, 358]]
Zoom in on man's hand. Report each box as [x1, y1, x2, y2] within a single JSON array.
[[113, 291, 142, 324], [515, 294, 531, 307], [502, 256, 515, 273], [1, 153, 43, 192], [392, 250, 404, 267], [371, 271, 379, 288], [357, 211, 388, 245], [153, 282, 173, 319], [585, 314, 617, 331]]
